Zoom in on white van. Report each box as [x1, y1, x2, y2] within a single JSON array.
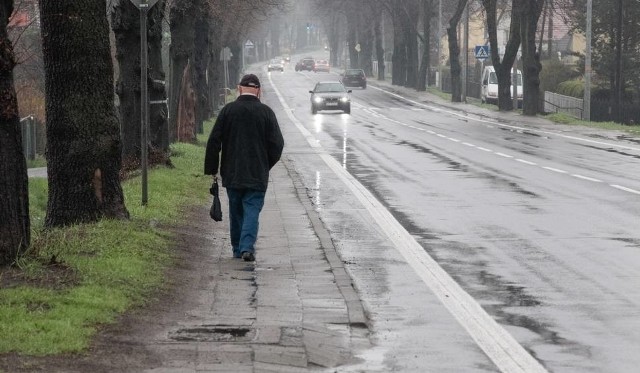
[[481, 66, 522, 106]]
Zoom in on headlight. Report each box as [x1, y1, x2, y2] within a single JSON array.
[[313, 97, 323, 103], [339, 96, 349, 103]]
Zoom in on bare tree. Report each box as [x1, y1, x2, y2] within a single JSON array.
[[39, 0, 129, 227], [0, 0, 30, 265]]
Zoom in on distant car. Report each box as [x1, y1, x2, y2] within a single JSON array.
[[341, 69, 366, 89], [309, 81, 351, 114], [268, 59, 284, 72], [295, 57, 315, 72], [283, 55, 291, 62], [314, 59, 330, 73]]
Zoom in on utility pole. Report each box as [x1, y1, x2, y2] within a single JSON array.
[[437, 0, 442, 88], [584, 0, 592, 121]]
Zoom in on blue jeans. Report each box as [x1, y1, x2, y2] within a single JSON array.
[[226, 188, 266, 258]]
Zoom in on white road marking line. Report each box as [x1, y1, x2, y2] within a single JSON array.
[[610, 184, 640, 195], [516, 159, 537, 165], [572, 174, 603, 183], [542, 167, 568, 174], [495, 152, 514, 158], [271, 74, 548, 373], [449, 138, 461, 142], [477, 147, 492, 152], [462, 142, 476, 147], [369, 85, 640, 153], [437, 134, 447, 138]]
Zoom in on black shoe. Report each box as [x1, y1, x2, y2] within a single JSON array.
[[242, 252, 255, 262]]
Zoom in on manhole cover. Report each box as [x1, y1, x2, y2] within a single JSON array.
[[168, 325, 254, 342]]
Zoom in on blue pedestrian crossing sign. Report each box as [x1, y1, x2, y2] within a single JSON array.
[[474, 45, 490, 60]]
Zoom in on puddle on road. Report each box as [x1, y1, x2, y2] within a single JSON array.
[[168, 325, 255, 342]]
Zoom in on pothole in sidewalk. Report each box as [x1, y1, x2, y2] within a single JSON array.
[[168, 325, 255, 342]]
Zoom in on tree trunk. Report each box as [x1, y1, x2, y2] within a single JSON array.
[[614, 0, 623, 123], [359, 1, 374, 76], [111, 0, 141, 168], [39, 0, 129, 227], [270, 20, 281, 58], [176, 61, 196, 142], [391, 2, 407, 86], [483, 0, 521, 111], [374, 10, 385, 80], [347, 17, 358, 68], [169, 1, 196, 144], [447, 0, 468, 102], [208, 19, 224, 113], [193, 3, 210, 134], [404, 4, 419, 89], [0, 0, 30, 265], [520, 0, 544, 115], [148, 0, 169, 155], [327, 14, 341, 68], [417, 0, 433, 91]]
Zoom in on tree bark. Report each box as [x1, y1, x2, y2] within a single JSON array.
[[346, 14, 358, 69], [483, 0, 521, 111], [447, 0, 468, 102], [193, 2, 210, 134], [404, 1, 419, 89], [391, 2, 407, 86], [417, 0, 433, 91], [0, 0, 30, 265], [39, 0, 129, 227], [169, 1, 196, 144], [112, 0, 169, 170], [147, 0, 169, 154], [373, 10, 385, 80], [520, 0, 544, 115], [359, 0, 374, 76]]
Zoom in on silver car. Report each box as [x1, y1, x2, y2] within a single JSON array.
[[309, 81, 351, 114], [267, 59, 284, 72]]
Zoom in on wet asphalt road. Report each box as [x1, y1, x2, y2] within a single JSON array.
[[261, 57, 640, 373]]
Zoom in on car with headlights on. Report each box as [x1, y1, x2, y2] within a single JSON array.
[[309, 81, 351, 114], [268, 58, 284, 72]]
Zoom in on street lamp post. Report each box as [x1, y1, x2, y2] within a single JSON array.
[[129, 0, 159, 206]]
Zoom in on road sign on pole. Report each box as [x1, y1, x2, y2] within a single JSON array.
[[474, 45, 490, 60], [130, 0, 159, 206]]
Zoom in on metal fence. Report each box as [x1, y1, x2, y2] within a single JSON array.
[[543, 91, 584, 119]]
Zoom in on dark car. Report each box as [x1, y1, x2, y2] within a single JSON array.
[[295, 57, 315, 72], [309, 81, 351, 114], [341, 68, 366, 89]]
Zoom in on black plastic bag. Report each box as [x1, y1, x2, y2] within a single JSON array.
[[209, 178, 223, 221]]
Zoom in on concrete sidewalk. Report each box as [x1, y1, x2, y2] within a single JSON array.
[[142, 159, 370, 373]]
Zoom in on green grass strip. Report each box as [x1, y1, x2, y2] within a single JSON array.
[[0, 121, 214, 355]]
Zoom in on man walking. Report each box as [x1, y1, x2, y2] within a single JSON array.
[[204, 74, 284, 262]]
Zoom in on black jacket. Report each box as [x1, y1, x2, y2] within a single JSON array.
[[204, 95, 284, 191]]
